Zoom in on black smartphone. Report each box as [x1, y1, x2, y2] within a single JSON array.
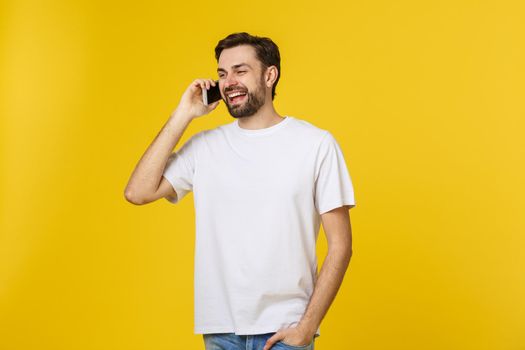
[[202, 81, 222, 106]]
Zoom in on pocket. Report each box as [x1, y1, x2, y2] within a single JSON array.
[[278, 338, 313, 349]]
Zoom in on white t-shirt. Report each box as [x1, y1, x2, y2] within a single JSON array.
[[162, 116, 356, 336]]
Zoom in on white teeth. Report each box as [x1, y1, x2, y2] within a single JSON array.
[[228, 91, 246, 99]]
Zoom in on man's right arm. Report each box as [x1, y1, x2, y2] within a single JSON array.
[[124, 78, 220, 205], [124, 115, 190, 205]]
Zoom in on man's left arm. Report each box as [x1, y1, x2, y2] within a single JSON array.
[[264, 206, 353, 349]]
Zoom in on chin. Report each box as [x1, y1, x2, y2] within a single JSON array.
[[229, 110, 258, 118]]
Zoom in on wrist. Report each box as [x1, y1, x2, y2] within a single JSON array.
[[297, 320, 318, 339], [169, 108, 194, 124]]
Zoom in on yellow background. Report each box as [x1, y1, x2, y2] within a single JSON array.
[[1, 0, 524, 349]]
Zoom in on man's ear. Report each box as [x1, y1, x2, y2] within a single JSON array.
[[264, 65, 278, 88]]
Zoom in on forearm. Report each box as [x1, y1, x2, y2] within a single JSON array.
[[124, 109, 191, 202], [297, 245, 352, 337]]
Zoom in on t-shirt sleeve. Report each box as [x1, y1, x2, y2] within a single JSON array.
[[162, 131, 202, 204], [314, 131, 356, 214]]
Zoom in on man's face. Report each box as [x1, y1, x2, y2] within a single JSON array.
[[217, 45, 267, 118]]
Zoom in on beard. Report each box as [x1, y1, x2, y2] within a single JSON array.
[[224, 78, 266, 119]]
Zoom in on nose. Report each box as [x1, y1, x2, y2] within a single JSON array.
[[223, 75, 239, 90]]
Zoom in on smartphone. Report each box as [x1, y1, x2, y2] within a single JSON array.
[[202, 81, 222, 106]]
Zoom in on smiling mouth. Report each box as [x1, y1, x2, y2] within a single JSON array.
[[226, 90, 248, 104]]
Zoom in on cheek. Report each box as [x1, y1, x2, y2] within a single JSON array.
[[242, 79, 256, 92]]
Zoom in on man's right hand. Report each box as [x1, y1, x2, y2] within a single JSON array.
[[173, 78, 221, 121]]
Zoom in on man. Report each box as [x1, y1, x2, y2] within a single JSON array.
[[124, 32, 356, 350]]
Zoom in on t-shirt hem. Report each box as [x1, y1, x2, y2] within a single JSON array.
[[195, 325, 321, 337], [318, 200, 356, 215]]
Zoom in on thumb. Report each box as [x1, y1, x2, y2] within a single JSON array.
[[263, 332, 283, 350], [208, 100, 220, 110]]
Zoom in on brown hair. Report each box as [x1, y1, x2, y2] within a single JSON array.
[[215, 32, 281, 100]]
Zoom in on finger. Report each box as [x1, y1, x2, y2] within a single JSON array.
[[191, 79, 204, 92], [263, 333, 282, 350], [189, 80, 200, 91], [194, 79, 205, 90], [207, 79, 214, 89], [208, 100, 220, 110]]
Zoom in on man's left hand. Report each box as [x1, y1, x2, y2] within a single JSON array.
[[263, 324, 314, 350]]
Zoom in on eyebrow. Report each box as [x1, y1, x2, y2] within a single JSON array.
[[217, 63, 252, 73]]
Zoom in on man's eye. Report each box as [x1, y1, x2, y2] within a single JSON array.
[[237, 71, 246, 74]]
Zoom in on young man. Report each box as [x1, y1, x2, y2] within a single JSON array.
[[124, 32, 356, 350]]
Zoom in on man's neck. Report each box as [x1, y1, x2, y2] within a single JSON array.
[[236, 103, 284, 130]]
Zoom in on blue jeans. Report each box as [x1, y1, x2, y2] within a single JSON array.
[[203, 332, 316, 350]]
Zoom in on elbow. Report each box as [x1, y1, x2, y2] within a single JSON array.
[[124, 188, 146, 205]]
